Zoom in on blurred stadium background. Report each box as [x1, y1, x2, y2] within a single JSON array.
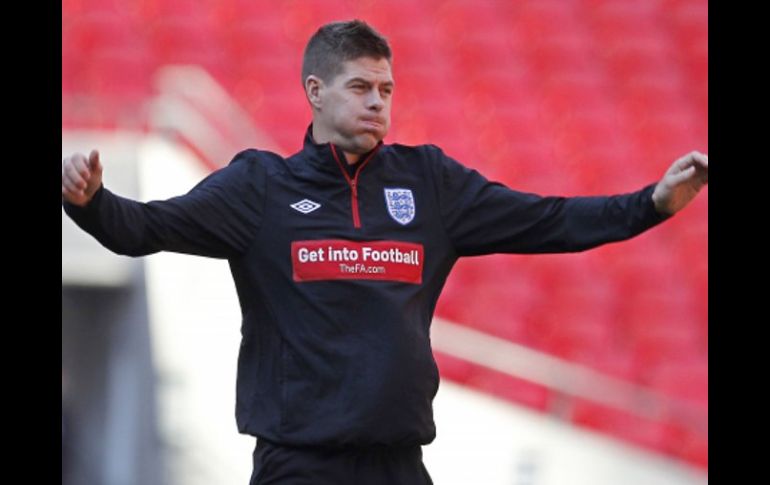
[[61, 1, 707, 484]]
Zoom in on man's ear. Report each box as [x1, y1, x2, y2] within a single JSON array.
[[305, 75, 323, 110]]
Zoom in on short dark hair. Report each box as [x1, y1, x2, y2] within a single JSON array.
[[301, 20, 392, 85]]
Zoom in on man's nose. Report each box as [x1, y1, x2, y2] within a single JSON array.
[[366, 90, 384, 111]]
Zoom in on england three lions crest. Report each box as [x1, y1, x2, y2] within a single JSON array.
[[384, 188, 416, 225]]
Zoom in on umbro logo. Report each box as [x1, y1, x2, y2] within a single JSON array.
[[290, 199, 321, 214]]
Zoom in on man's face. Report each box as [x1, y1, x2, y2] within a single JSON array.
[[312, 56, 394, 154]]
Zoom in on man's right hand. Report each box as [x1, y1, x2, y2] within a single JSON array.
[[62, 149, 103, 207]]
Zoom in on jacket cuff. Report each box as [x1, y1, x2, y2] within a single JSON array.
[[641, 182, 672, 225], [62, 184, 105, 220]]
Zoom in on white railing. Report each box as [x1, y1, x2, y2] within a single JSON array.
[[431, 317, 707, 436]]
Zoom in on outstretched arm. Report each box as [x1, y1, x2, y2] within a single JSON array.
[[433, 146, 703, 256], [652, 151, 709, 216], [62, 148, 266, 259]]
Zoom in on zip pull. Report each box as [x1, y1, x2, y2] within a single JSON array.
[[349, 181, 361, 228], [330, 143, 381, 229]]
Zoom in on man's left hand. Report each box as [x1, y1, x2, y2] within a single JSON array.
[[652, 151, 708, 216]]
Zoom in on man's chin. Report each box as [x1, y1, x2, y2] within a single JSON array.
[[353, 132, 385, 152]]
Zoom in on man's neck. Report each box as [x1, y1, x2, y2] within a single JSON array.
[[312, 123, 361, 164], [342, 151, 361, 164]]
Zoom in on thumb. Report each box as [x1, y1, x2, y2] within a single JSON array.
[[88, 149, 102, 176]]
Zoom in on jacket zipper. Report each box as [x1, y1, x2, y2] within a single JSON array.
[[330, 143, 381, 229]]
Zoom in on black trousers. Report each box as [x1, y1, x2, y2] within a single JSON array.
[[250, 439, 434, 485]]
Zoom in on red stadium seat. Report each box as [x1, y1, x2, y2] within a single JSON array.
[[434, 351, 551, 412], [648, 359, 708, 406], [570, 398, 680, 455]]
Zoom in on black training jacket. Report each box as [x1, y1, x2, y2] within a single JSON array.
[[63, 125, 670, 448]]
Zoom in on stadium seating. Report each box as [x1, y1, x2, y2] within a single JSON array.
[[63, 0, 707, 469]]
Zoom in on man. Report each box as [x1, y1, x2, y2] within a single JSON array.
[[62, 20, 708, 485]]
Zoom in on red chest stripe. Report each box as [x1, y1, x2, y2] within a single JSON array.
[[292, 240, 424, 284]]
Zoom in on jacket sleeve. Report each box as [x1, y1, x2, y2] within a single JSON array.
[[431, 146, 671, 257], [62, 149, 266, 259]]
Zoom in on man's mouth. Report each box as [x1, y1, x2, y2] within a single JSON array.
[[360, 117, 385, 129]]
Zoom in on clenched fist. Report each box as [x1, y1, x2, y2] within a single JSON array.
[[652, 151, 708, 216], [62, 149, 103, 207]]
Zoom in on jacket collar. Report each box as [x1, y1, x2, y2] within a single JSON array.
[[301, 123, 383, 172]]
